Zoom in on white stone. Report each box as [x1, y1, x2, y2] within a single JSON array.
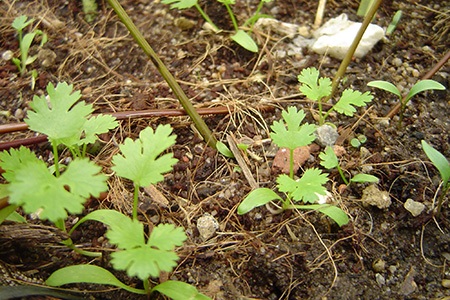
[[404, 198, 425, 217], [361, 185, 391, 209], [197, 213, 219, 241], [311, 14, 385, 59]]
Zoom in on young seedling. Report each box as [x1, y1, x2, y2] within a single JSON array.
[[46, 125, 210, 299], [11, 16, 47, 77], [0, 82, 117, 255], [162, 0, 273, 52], [421, 140, 450, 216], [319, 146, 379, 185], [237, 107, 349, 227], [367, 79, 445, 127], [350, 134, 367, 148], [298, 67, 373, 126], [386, 10, 402, 36]]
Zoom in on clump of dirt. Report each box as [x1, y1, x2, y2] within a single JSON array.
[[0, 0, 449, 299]]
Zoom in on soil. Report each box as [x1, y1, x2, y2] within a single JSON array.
[[0, 0, 449, 299]]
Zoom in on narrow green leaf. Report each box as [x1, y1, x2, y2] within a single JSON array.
[[238, 188, 282, 215], [319, 146, 339, 169], [216, 141, 234, 158], [0, 204, 21, 225], [422, 140, 450, 185], [231, 30, 258, 52], [162, 0, 198, 9], [290, 204, 349, 226], [350, 173, 379, 183], [46, 265, 146, 295], [405, 80, 446, 102], [71, 209, 130, 234], [152, 280, 211, 300], [367, 81, 401, 98]]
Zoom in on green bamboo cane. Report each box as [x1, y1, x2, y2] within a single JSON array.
[[106, 0, 217, 148], [327, 0, 382, 100]]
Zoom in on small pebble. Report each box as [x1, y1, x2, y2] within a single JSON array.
[[442, 279, 450, 288], [197, 213, 219, 241], [404, 198, 425, 217], [372, 258, 386, 273], [2, 50, 13, 61]]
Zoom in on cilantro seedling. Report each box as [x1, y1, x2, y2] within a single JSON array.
[[162, 0, 273, 52], [298, 67, 373, 125], [237, 107, 349, 226], [367, 79, 445, 127], [11, 16, 47, 78], [111, 125, 178, 219], [421, 140, 450, 216], [319, 146, 379, 185]]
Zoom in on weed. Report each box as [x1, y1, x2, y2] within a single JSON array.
[[350, 134, 367, 148], [367, 79, 445, 127], [162, 0, 273, 52], [11, 16, 47, 87], [421, 140, 450, 216]]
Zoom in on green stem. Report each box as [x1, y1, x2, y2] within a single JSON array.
[[327, 0, 382, 101], [194, 4, 219, 31], [143, 278, 150, 294], [106, 0, 217, 149], [52, 142, 60, 177], [436, 183, 449, 216], [289, 148, 294, 179], [336, 164, 349, 185], [62, 238, 103, 257], [243, 0, 264, 27], [133, 182, 139, 220], [318, 99, 324, 125], [223, 3, 239, 31]]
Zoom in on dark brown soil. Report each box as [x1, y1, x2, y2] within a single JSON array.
[[0, 0, 449, 299]]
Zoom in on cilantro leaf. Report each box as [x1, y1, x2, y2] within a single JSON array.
[[319, 146, 339, 169], [277, 168, 328, 203], [107, 222, 187, 280], [162, 0, 198, 9], [0, 147, 40, 182], [270, 107, 316, 150], [111, 247, 180, 280], [298, 67, 332, 101], [106, 216, 145, 249], [112, 125, 178, 187], [77, 114, 118, 145], [333, 89, 373, 117], [148, 223, 187, 251], [7, 158, 107, 223], [26, 82, 93, 146]]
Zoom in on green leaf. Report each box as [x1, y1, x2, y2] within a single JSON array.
[[298, 68, 332, 101], [238, 188, 283, 215], [147, 223, 187, 251], [216, 141, 234, 158], [231, 30, 258, 53], [111, 247, 180, 280], [12, 16, 34, 32], [333, 89, 373, 117], [7, 158, 107, 223], [422, 140, 450, 185], [25, 82, 92, 146], [217, 0, 236, 4], [0, 147, 40, 182], [270, 107, 316, 150], [314, 205, 349, 226], [77, 114, 118, 146], [277, 169, 328, 203], [70, 209, 129, 233], [162, 0, 198, 9], [152, 280, 211, 300], [350, 174, 379, 183], [367, 80, 401, 98], [46, 265, 146, 294], [405, 79, 446, 103], [0, 204, 20, 225], [319, 146, 339, 169], [112, 125, 177, 187], [106, 216, 145, 249]]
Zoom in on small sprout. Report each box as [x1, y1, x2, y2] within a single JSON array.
[[421, 140, 450, 215], [351, 134, 367, 148], [386, 10, 402, 35], [368, 79, 445, 127]]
